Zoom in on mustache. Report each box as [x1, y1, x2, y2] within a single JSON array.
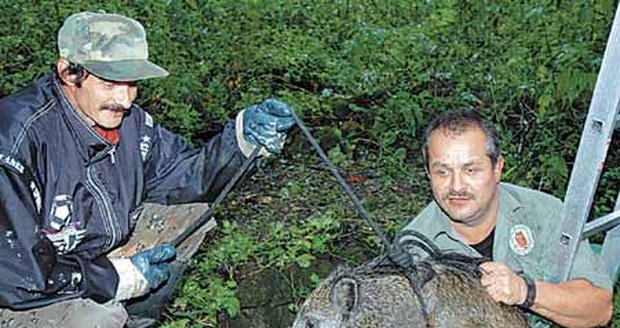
[[442, 191, 474, 200], [101, 103, 128, 112]]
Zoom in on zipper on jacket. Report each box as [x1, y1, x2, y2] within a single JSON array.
[[86, 146, 120, 250], [109, 147, 116, 165]]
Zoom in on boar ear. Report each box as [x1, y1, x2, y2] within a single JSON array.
[[330, 277, 358, 317]]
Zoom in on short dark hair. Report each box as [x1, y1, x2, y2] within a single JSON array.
[[421, 110, 501, 168], [59, 62, 88, 87]]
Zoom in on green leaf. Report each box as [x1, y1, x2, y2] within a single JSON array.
[[295, 253, 315, 268]]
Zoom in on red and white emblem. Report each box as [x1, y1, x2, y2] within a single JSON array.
[[509, 224, 534, 255]]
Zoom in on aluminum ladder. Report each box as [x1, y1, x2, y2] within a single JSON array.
[[551, 3, 620, 282]]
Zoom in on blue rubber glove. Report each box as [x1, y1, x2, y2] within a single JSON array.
[[130, 244, 176, 290], [242, 99, 295, 154]]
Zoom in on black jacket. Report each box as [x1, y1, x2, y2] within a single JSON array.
[[0, 74, 248, 309]]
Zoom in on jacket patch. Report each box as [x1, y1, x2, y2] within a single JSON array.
[[509, 224, 534, 256], [29, 181, 42, 214], [0, 154, 25, 174], [140, 135, 151, 161], [144, 112, 154, 128], [0, 154, 41, 214], [44, 195, 86, 254]]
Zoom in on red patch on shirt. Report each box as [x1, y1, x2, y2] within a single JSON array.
[[515, 231, 528, 249], [93, 126, 120, 145]]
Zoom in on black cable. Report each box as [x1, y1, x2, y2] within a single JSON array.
[[172, 146, 261, 247], [290, 111, 392, 250], [291, 112, 431, 327], [404, 270, 431, 327], [396, 230, 441, 257]]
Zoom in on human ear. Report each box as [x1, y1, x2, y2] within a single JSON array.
[[494, 155, 504, 182], [56, 58, 86, 86]]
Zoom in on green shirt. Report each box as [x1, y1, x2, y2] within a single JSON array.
[[401, 183, 613, 327]]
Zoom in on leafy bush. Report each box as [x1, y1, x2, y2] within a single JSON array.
[[2, 0, 617, 190]]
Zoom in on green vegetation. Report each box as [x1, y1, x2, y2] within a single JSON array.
[[1, 0, 619, 326]]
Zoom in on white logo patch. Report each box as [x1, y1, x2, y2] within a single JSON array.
[[45, 195, 86, 254], [509, 224, 535, 256], [29, 181, 42, 214], [144, 112, 154, 128], [44, 226, 87, 255], [0, 154, 24, 174], [140, 135, 151, 161]]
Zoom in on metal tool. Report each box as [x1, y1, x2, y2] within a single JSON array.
[[172, 146, 261, 247]]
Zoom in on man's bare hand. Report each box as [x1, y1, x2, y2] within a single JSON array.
[[479, 261, 528, 305]]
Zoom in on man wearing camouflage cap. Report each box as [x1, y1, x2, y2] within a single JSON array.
[[0, 12, 294, 327]]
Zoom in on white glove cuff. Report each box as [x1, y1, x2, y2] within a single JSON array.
[[110, 257, 149, 301], [235, 109, 269, 158]]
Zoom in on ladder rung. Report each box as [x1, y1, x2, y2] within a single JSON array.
[[582, 210, 620, 239]]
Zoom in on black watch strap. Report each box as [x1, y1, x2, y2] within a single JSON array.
[[518, 273, 537, 309]]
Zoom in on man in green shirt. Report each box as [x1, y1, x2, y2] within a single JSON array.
[[399, 110, 613, 327]]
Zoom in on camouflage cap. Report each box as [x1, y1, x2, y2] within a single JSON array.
[[58, 12, 168, 82]]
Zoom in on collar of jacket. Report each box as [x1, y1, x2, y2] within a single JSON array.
[[51, 74, 117, 162], [497, 183, 525, 222]]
